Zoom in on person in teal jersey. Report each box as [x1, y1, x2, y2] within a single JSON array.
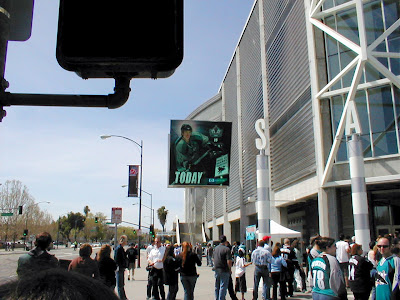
[[311, 237, 346, 300], [375, 237, 400, 300], [307, 234, 322, 288]]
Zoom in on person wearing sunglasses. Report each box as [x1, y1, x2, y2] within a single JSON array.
[[375, 237, 400, 300]]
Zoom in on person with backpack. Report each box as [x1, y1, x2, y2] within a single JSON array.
[[126, 243, 138, 280]]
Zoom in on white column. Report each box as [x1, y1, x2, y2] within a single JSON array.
[[347, 133, 370, 252], [257, 153, 270, 240]]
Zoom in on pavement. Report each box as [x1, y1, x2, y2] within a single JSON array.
[[123, 255, 355, 300], [1, 248, 356, 300]]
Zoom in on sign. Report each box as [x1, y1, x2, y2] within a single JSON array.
[[168, 120, 232, 187], [9, 0, 34, 41], [246, 225, 256, 241], [1, 212, 13, 216], [128, 165, 139, 197], [255, 119, 268, 150], [111, 207, 122, 224]]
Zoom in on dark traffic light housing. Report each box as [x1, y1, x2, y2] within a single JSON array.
[[23, 229, 28, 236], [56, 0, 183, 79], [149, 225, 155, 238], [18, 206, 23, 215], [95, 217, 98, 223]]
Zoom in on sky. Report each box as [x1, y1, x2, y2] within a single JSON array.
[[0, 1, 255, 231]]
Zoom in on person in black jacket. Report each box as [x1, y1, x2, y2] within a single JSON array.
[[97, 244, 117, 290], [114, 235, 128, 300], [179, 241, 201, 300], [126, 243, 138, 280], [280, 239, 297, 298], [163, 245, 181, 300], [17, 232, 59, 278], [348, 243, 373, 300]]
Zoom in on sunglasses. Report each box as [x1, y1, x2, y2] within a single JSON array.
[[377, 245, 389, 248]]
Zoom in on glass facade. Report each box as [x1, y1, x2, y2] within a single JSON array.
[[323, 0, 400, 161]]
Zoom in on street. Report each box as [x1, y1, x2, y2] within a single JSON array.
[[0, 247, 356, 300]]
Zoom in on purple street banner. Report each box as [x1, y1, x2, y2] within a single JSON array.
[[168, 120, 232, 187], [128, 165, 139, 197]]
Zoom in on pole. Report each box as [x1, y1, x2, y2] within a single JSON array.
[[0, 0, 10, 84], [151, 194, 154, 227], [0, 0, 10, 120], [56, 216, 60, 249], [138, 140, 143, 268], [347, 133, 370, 252], [115, 222, 118, 250], [256, 152, 270, 240], [24, 211, 28, 250], [74, 219, 78, 241]]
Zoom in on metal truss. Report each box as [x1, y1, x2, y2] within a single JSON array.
[[308, 0, 400, 185]]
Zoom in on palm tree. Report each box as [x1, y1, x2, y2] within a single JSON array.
[[157, 206, 168, 232], [83, 206, 90, 218]]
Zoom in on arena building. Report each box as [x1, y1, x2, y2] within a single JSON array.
[[182, 0, 400, 249]]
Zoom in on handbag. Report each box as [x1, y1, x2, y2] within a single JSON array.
[[146, 265, 153, 272]]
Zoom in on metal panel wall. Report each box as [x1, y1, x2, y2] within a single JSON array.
[[214, 189, 224, 218], [238, 1, 264, 203], [262, 0, 316, 190], [270, 94, 316, 189], [264, 0, 310, 125], [224, 56, 241, 213], [206, 189, 213, 222], [190, 94, 222, 122], [263, 0, 292, 41]]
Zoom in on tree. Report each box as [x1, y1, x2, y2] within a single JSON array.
[[0, 180, 53, 242], [59, 212, 85, 242], [157, 206, 168, 232]]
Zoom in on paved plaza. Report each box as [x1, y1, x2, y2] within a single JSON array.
[[0, 248, 356, 300], [123, 254, 355, 300]]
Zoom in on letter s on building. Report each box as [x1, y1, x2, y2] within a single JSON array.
[[255, 119, 268, 150]]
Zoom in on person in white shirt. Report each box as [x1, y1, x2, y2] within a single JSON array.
[[148, 238, 166, 300], [336, 233, 350, 288], [235, 248, 252, 300], [146, 241, 155, 258], [146, 240, 155, 300]]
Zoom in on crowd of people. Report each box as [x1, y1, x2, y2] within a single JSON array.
[[1, 231, 400, 299]]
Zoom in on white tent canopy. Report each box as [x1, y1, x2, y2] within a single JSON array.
[[270, 220, 302, 239], [255, 220, 302, 241]]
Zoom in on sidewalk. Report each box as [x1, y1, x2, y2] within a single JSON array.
[[124, 255, 355, 300], [0, 248, 27, 255]]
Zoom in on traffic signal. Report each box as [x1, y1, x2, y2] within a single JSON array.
[[95, 217, 98, 223], [56, 0, 183, 79], [18, 206, 23, 215], [23, 229, 28, 236], [133, 229, 136, 235], [149, 225, 155, 238]]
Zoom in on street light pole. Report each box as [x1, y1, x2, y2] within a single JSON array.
[[101, 135, 143, 268], [142, 190, 154, 227], [138, 140, 143, 268]]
